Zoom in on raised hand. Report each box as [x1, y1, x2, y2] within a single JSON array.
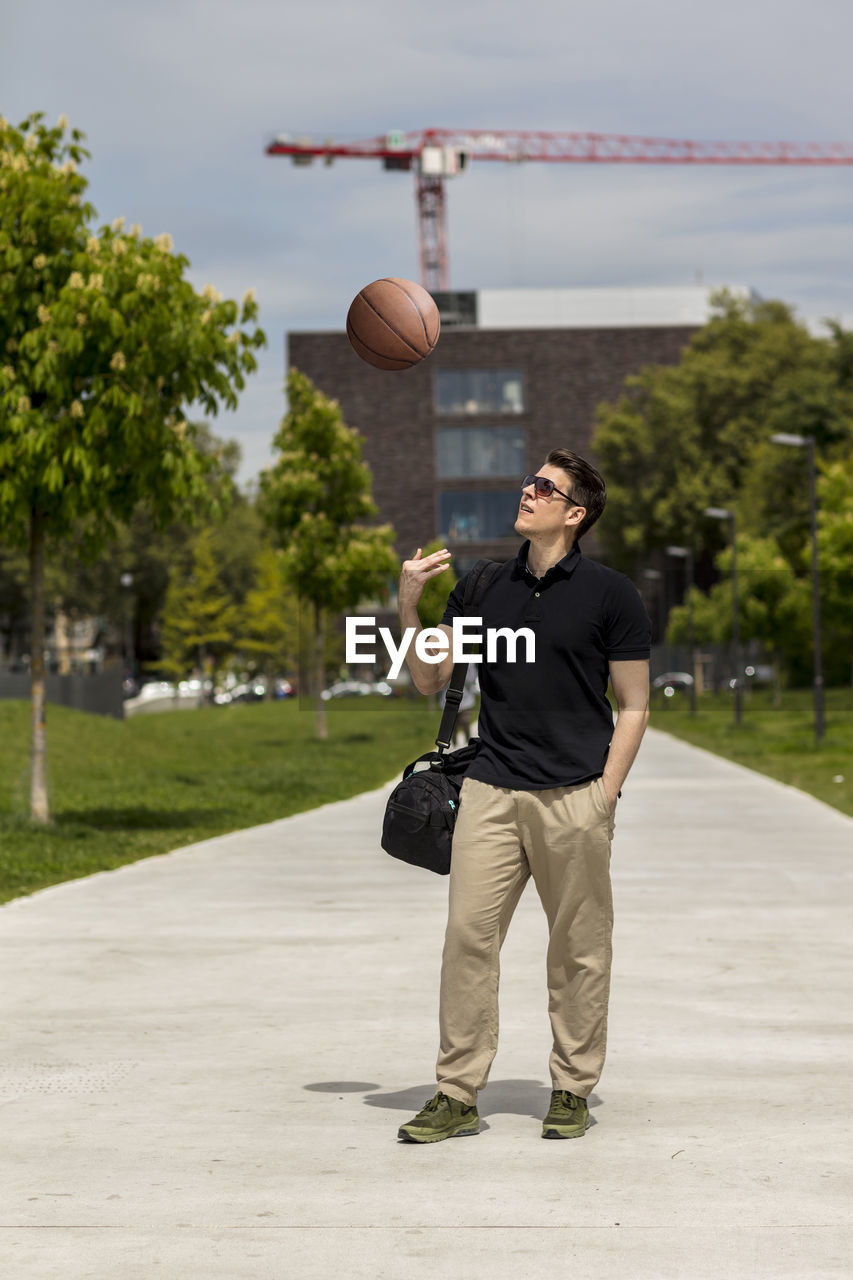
[[398, 546, 451, 610]]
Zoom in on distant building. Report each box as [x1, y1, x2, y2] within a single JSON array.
[[288, 285, 754, 569]]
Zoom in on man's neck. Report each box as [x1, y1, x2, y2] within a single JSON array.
[[526, 537, 576, 579]]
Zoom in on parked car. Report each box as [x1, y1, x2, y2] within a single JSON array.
[[133, 680, 178, 702], [321, 680, 393, 701], [214, 677, 295, 705]]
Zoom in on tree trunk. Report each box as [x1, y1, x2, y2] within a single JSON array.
[[29, 507, 50, 824], [314, 602, 327, 740]]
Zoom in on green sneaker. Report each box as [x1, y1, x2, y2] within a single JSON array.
[[398, 1091, 480, 1143], [541, 1089, 590, 1139]]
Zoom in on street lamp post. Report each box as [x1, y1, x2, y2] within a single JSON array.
[[641, 568, 663, 647], [120, 572, 134, 682], [770, 432, 824, 741], [703, 507, 742, 726], [666, 545, 697, 715]]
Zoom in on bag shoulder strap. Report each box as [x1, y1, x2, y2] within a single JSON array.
[[435, 558, 502, 751], [462, 557, 501, 613]]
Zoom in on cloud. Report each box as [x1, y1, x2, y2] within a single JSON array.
[[4, 0, 853, 482]]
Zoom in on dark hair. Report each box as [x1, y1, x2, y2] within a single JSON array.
[[545, 449, 606, 540]]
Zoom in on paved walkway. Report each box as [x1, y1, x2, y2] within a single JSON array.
[[1, 728, 851, 1279]]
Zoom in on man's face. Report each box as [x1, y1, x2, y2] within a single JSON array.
[[514, 464, 585, 540]]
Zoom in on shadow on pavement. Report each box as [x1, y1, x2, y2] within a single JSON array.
[[304, 1079, 602, 1124], [304, 1081, 381, 1093]]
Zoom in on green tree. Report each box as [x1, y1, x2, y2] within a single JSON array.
[[208, 497, 266, 610], [666, 535, 808, 701], [160, 528, 239, 691], [259, 369, 399, 739], [593, 292, 853, 574], [37, 424, 241, 676], [815, 458, 853, 682], [720, 538, 808, 704], [0, 112, 265, 820], [238, 543, 300, 694], [665, 583, 726, 649]]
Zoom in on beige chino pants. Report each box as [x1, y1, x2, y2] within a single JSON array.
[[437, 775, 616, 1106]]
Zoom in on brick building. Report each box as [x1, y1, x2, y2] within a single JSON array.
[[288, 286, 751, 571]]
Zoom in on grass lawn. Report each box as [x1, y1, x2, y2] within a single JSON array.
[[649, 685, 853, 819], [0, 696, 438, 905]]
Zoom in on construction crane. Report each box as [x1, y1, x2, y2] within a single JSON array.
[[266, 128, 853, 293]]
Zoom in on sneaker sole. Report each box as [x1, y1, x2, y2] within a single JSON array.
[[541, 1121, 589, 1140], [398, 1125, 480, 1144]]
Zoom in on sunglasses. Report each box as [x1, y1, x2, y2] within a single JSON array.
[[521, 474, 579, 505]]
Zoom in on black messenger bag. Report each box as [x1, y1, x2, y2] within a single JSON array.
[[381, 558, 501, 875]]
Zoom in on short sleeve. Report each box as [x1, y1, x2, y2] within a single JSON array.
[[604, 574, 652, 660]]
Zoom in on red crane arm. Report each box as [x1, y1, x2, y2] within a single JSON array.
[[266, 128, 853, 292], [266, 128, 853, 165]]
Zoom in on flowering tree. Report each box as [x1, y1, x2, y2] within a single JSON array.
[[0, 112, 265, 821]]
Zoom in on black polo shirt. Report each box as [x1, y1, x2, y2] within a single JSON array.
[[440, 541, 651, 790]]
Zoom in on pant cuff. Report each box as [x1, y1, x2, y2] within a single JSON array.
[[437, 1083, 477, 1106], [550, 1078, 592, 1100]]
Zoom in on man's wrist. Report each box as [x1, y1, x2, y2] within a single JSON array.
[[602, 772, 622, 801]]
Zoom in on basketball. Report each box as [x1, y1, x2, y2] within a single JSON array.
[[346, 277, 440, 371]]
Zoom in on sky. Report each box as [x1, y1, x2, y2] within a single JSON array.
[[4, 0, 853, 485]]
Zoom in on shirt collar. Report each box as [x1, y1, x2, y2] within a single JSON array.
[[514, 540, 582, 583]]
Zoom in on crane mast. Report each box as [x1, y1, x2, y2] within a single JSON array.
[[266, 128, 853, 292]]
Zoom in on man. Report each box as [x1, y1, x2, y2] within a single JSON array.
[[395, 450, 650, 1143]]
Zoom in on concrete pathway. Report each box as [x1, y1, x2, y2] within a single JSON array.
[[1, 728, 851, 1279]]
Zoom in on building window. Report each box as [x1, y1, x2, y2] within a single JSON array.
[[439, 490, 520, 542], [437, 425, 525, 479], [434, 368, 524, 415]]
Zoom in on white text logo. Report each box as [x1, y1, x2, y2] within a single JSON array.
[[345, 617, 535, 680]]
